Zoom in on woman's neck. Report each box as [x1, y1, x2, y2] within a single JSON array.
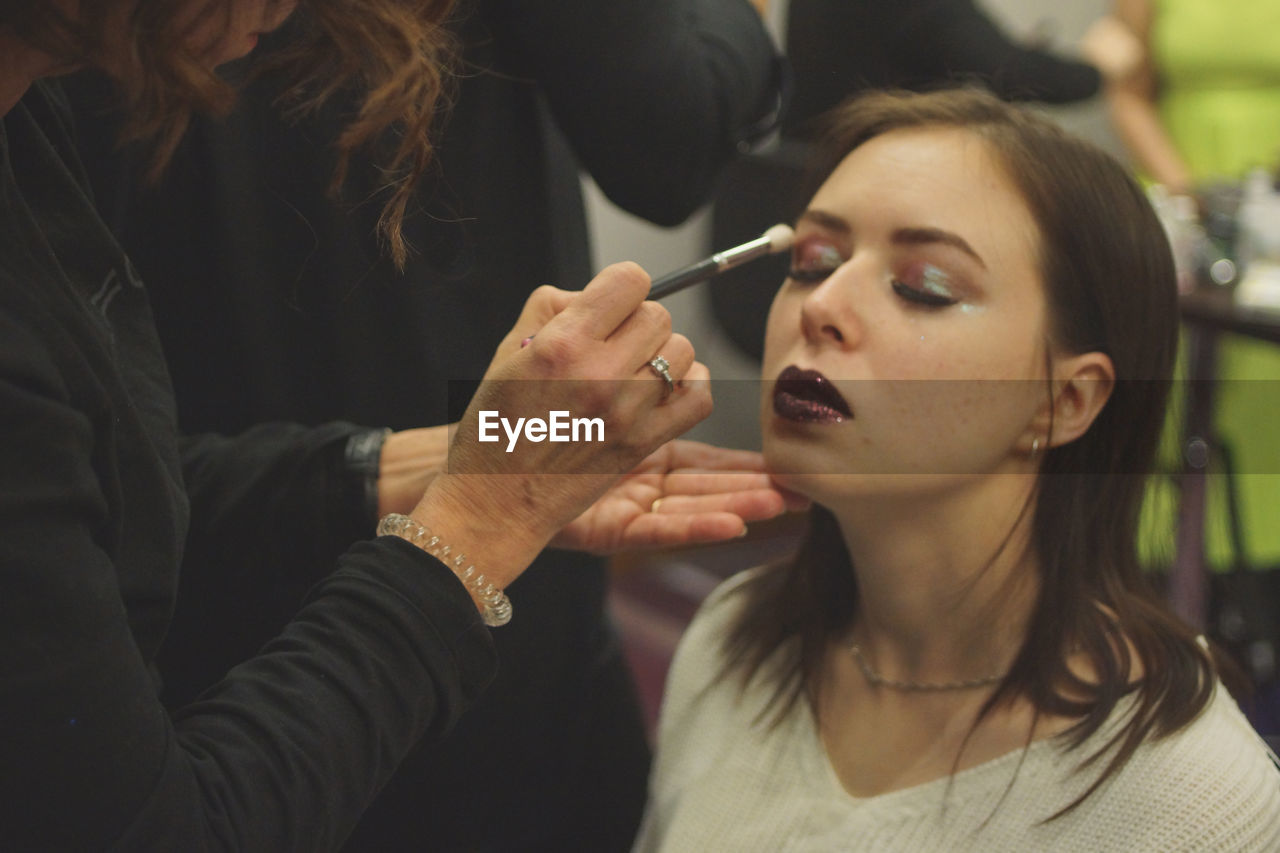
[[828, 475, 1040, 684]]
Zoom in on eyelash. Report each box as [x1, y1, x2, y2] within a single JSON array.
[[892, 279, 956, 307], [785, 266, 958, 307], [786, 267, 834, 284]]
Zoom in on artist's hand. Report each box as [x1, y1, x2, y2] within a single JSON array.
[[413, 262, 713, 588], [488, 283, 577, 364], [377, 274, 643, 519], [549, 440, 808, 555], [376, 425, 451, 517]]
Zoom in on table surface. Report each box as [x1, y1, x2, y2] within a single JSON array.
[[1171, 285, 1280, 628], [1180, 286, 1280, 343]]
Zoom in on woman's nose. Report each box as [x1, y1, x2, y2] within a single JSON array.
[[799, 272, 861, 350]]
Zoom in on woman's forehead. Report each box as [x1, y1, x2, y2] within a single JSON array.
[[818, 128, 1013, 207], [813, 128, 1041, 260]]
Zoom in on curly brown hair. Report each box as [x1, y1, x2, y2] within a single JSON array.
[[3, 0, 455, 268]]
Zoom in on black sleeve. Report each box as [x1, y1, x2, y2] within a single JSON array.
[[179, 424, 378, 578], [0, 317, 496, 850], [486, 0, 783, 224], [902, 0, 1101, 104], [115, 540, 494, 851]]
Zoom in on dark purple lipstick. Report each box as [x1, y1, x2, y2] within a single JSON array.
[[772, 365, 852, 423]]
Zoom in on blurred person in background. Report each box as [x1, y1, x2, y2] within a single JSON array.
[[1096, 0, 1280, 708], [1102, 0, 1280, 193]]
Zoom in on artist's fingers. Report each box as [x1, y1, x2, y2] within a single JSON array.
[[556, 262, 652, 340], [640, 334, 695, 388], [652, 469, 810, 514], [657, 470, 776, 496], [648, 489, 787, 521], [528, 284, 578, 317], [498, 285, 577, 354], [658, 441, 770, 472], [632, 362, 714, 448], [602, 298, 668, 367], [622, 511, 748, 547]]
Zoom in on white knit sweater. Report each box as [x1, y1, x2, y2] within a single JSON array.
[[635, 570, 1280, 852]]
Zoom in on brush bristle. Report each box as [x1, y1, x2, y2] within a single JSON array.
[[763, 223, 795, 253]]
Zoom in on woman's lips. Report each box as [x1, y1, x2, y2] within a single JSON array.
[[772, 365, 852, 423]]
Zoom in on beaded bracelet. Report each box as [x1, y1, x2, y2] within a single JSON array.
[[377, 513, 513, 627]]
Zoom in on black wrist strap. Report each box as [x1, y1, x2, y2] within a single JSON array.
[[344, 427, 392, 529]]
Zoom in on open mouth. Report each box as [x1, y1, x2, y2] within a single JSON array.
[[772, 365, 852, 423]]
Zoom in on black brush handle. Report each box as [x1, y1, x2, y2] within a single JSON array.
[[648, 258, 722, 299]]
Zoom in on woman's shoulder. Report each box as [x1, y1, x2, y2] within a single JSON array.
[[1082, 682, 1280, 849], [641, 565, 803, 850], [1155, 680, 1279, 777], [656, 566, 782, 725], [674, 566, 772, 666], [694, 565, 763, 619]]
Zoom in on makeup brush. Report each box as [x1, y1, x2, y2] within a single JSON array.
[[648, 223, 795, 300], [520, 224, 796, 348]]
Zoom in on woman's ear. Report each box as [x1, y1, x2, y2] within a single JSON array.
[[1031, 351, 1116, 449]]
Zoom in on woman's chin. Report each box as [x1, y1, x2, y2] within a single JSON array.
[[762, 466, 808, 497], [762, 451, 837, 502]]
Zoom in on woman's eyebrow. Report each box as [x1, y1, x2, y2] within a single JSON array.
[[796, 209, 850, 233], [798, 210, 986, 270], [891, 227, 987, 270]]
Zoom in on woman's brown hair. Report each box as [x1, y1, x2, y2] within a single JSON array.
[[722, 88, 1221, 817], [2, 0, 454, 269]]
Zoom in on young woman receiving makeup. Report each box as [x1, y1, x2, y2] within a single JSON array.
[[637, 89, 1280, 851]]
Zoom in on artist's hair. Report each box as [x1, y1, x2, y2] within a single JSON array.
[[723, 88, 1219, 816], [2, 0, 454, 268]]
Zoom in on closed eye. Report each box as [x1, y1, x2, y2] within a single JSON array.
[[787, 239, 844, 286], [893, 261, 960, 307], [787, 267, 834, 284], [892, 279, 957, 307]]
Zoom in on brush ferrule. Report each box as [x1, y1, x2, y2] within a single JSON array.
[[712, 234, 772, 270]]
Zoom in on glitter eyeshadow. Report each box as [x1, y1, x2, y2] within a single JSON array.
[[921, 264, 953, 299], [814, 244, 844, 271]]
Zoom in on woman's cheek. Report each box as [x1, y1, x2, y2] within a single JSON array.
[[761, 292, 800, 366]]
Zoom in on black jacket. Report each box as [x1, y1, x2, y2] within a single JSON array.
[[0, 80, 495, 850], [784, 0, 1101, 136]]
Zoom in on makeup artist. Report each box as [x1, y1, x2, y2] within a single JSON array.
[[61, 1, 786, 848], [0, 1, 791, 848]]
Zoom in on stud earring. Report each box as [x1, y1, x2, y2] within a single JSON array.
[[1031, 437, 1041, 457]]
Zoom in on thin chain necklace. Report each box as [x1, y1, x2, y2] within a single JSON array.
[[847, 643, 1006, 692]]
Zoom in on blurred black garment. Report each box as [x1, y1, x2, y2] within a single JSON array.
[[64, 0, 780, 850], [783, 0, 1101, 138]]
